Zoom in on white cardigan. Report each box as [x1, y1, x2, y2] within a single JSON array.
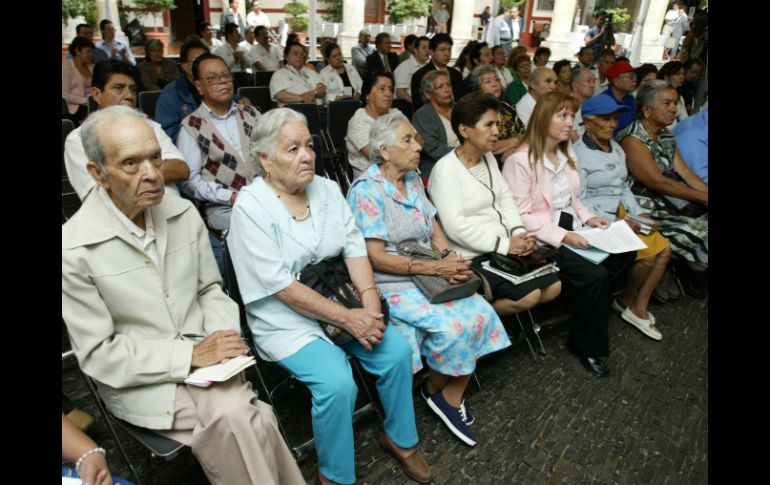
[[428, 150, 527, 259], [319, 63, 363, 103]]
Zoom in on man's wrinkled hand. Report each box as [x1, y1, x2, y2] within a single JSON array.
[[191, 330, 248, 368]]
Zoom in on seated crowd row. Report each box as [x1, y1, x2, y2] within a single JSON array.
[[62, 30, 707, 485]]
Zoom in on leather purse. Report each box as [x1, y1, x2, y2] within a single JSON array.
[[396, 241, 482, 304], [488, 246, 557, 277], [297, 255, 389, 345]]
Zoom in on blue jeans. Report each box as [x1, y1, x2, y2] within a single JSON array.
[[278, 326, 417, 484]]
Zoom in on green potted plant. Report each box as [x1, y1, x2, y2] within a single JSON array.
[[62, 0, 98, 27], [284, 2, 309, 34], [387, 0, 431, 25], [132, 0, 177, 55]]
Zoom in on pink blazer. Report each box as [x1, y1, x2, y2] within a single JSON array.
[[62, 59, 93, 115], [502, 145, 596, 248]]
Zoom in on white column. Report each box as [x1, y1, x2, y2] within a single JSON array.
[[449, 0, 475, 60], [628, 0, 652, 66], [309, 0, 317, 60], [540, 0, 578, 61], [639, 0, 668, 63], [339, 0, 364, 61]]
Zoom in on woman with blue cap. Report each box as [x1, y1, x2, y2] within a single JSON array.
[[573, 95, 672, 341]]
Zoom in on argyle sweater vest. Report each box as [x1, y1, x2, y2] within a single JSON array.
[[182, 104, 260, 192]]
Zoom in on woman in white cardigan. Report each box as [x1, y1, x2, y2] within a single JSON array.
[[428, 93, 561, 318], [319, 42, 363, 103]]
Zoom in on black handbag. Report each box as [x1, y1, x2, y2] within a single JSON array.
[[488, 246, 557, 276], [396, 241, 482, 304], [297, 255, 389, 345], [636, 172, 707, 218]]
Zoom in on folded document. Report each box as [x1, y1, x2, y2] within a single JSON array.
[[185, 355, 256, 388]]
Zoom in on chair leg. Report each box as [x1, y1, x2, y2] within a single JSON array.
[[515, 311, 546, 362], [83, 376, 145, 485]]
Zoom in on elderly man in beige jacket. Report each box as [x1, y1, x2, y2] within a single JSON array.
[[61, 106, 304, 485]]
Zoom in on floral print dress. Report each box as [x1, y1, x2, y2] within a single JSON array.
[[347, 164, 510, 375]]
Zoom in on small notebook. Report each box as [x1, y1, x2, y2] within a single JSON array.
[[185, 355, 256, 388]]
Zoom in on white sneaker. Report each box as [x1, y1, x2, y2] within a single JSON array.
[[621, 307, 662, 341]]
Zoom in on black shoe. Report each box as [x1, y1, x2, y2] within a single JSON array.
[[576, 354, 610, 377]]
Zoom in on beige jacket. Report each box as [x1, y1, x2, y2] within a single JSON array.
[[62, 187, 239, 429]]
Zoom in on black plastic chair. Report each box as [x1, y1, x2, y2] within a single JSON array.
[[254, 70, 275, 87], [221, 231, 383, 460], [87, 95, 98, 115], [391, 98, 413, 120], [62, 97, 69, 116], [237, 86, 273, 114], [232, 71, 255, 91], [285, 103, 322, 138], [138, 90, 162, 120]]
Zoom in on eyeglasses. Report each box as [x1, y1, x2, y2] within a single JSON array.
[[202, 72, 234, 84]]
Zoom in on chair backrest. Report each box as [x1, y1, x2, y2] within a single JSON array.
[[237, 86, 272, 114], [62, 119, 75, 181], [391, 98, 412, 120], [311, 134, 326, 177], [326, 99, 361, 147], [254, 70, 275, 87], [138, 90, 162, 120], [87, 95, 98, 115], [62, 97, 68, 116], [285, 103, 321, 137], [232, 71, 255, 91]]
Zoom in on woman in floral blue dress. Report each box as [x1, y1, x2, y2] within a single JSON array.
[[347, 111, 510, 448]]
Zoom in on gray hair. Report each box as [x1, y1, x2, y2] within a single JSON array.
[[420, 69, 450, 103], [80, 105, 151, 171], [635, 79, 676, 120], [529, 67, 546, 88], [249, 108, 308, 175], [368, 110, 411, 165], [571, 66, 590, 86], [470, 64, 498, 91]]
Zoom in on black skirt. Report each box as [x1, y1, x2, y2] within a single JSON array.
[[471, 254, 560, 302]]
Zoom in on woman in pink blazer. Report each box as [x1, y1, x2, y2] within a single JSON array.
[[62, 37, 95, 123], [502, 91, 634, 378]]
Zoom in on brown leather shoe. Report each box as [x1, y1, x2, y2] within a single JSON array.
[[378, 433, 432, 483]]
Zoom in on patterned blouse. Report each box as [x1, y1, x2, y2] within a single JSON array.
[[616, 120, 677, 194]]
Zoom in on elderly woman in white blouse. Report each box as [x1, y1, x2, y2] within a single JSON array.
[[269, 41, 326, 107], [345, 71, 396, 178], [319, 41, 362, 103]]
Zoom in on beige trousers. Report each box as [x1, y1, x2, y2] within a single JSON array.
[[157, 377, 305, 485]]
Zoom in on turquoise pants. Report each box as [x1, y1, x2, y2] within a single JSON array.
[[279, 326, 418, 484]]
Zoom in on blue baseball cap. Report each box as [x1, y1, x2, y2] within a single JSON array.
[[580, 94, 630, 117]]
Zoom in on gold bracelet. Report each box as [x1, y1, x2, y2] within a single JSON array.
[[359, 285, 377, 296], [407, 257, 414, 274]]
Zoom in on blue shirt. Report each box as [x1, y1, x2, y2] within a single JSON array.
[[600, 88, 636, 138], [585, 26, 608, 60], [227, 176, 368, 361], [672, 108, 708, 183], [95, 39, 136, 65]]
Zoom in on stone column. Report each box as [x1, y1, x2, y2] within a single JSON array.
[[540, 0, 578, 61], [639, 0, 669, 63], [339, 0, 364, 61], [449, 0, 475, 60]]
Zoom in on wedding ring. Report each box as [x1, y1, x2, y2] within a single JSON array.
[[366, 336, 376, 342]]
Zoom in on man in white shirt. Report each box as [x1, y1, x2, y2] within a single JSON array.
[[394, 35, 430, 103], [239, 25, 257, 50], [250, 25, 283, 72], [433, 3, 451, 34], [65, 60, 188, 201], [516, 67, 558, 126], [95, 19, 136, 66], [246, 1, 271, 28], [569, 67, 597, 140], [176, 54, 262, 231], [199, 22, 224, 49], [594, 49, 615, 95], [213, 23, 251, 73], [351, 30, 375, 74]]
